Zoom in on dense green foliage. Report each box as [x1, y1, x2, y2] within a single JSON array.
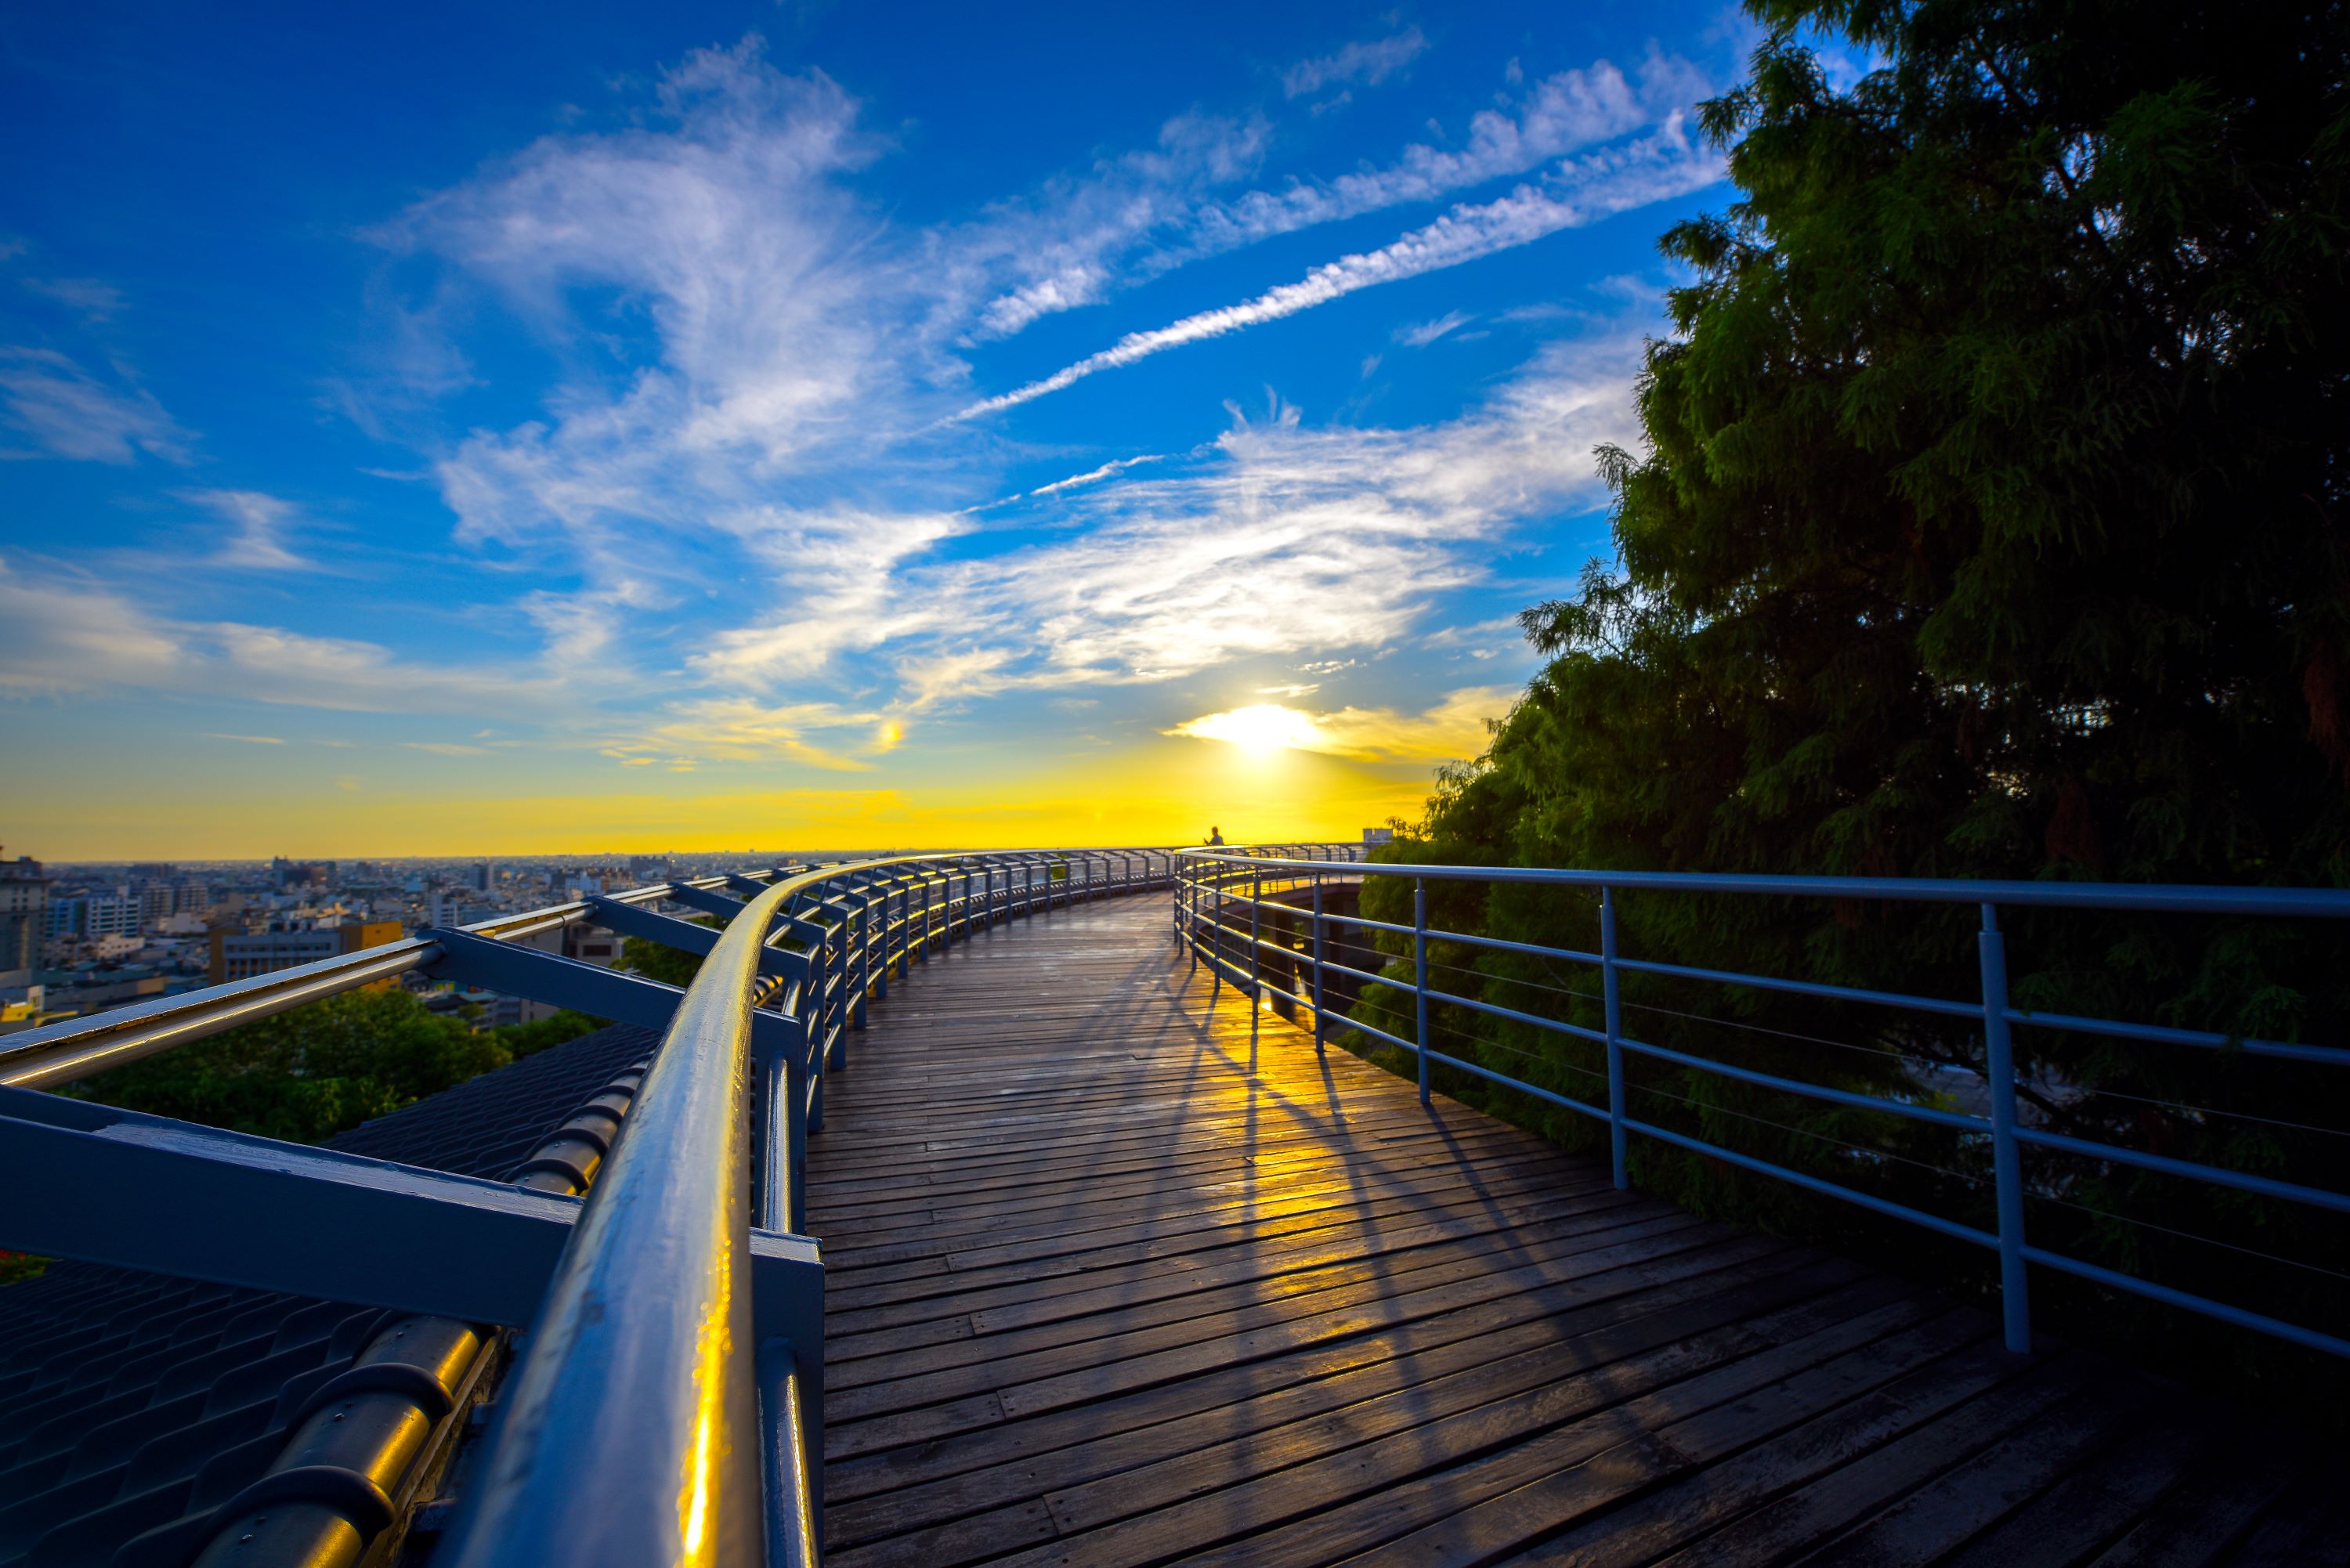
[[1360, 0, 2350, 1422], [63, 988, 606, 1146], [620, 922, 714, 988]]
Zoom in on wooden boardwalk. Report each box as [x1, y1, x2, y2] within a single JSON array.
[[804, 897, 2345, 1567]]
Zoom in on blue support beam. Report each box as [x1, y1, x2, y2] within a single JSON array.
[[585, 895, 810, 988], [666, 883, 751, 919], [423, 929, 808, 1066], [0, 1086, 580, 1325]]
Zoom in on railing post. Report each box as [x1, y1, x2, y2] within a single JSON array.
[[1311, 876, 1326, 1054], [849, 886, 876, 1023], [1249, 866, 1263, 1046], [1602, 885, 1627, 1190], [1209, 864, 1224, 1003], [1184, 859, 1198, 972], [830, 910, 854, 1064], [1413, 877, 1431, 1107], [1979, 903, 2033, 1355]]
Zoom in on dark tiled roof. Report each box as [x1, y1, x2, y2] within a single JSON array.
[[0, 1023, 658, 1568]]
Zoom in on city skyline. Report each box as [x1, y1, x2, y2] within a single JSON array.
[[0, 2, 1842, 858]]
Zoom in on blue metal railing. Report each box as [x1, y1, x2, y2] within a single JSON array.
[[0, 843, 1235, 1566], [1175, 849, 2350, 1364]]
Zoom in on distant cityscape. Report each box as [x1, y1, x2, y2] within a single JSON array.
[[0, 847, 877, 1039]]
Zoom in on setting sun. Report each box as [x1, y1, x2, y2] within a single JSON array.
[[1168, 703, 1326, 753]]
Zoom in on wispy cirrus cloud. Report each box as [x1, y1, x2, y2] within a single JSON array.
[[1396, 310, 1474, 347], [942, 110, 1272, 344], [602, 695, 884, 771], [0, 557, 557, 714], [953, 120, 1715, 420], [1283, 27, 1428, 99], [24, 278, 125, 321], [958, 49, 1711, 345], [189, 490, 314, 571], [892, 329, 1644, 698], [0, 348, 189, 464]]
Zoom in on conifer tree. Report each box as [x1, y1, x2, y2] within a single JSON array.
[[1373, 0, 2350, 1417]]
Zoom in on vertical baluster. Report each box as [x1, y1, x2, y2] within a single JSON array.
[[830, 903, 853, 1064], [1979, 903, 2033, 1354], [1249, 865, 1263, 1046], [1414, 877, 1430, 1107], [1602, 886, 1627, 1190], [1311, 876, 1326, 1054], [1209, 864, 1224, 1004], [1184, 858, 1198, 972]]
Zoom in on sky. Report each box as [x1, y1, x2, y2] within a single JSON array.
[[0, 0, 1765, 859]]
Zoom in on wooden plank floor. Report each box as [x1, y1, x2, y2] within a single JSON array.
[[804, 895, 2348, 1568]]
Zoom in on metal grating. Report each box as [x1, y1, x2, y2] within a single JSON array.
[[0, 1023, 658, 1567]]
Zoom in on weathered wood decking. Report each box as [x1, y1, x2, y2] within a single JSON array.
[[804, 897, 2345, 1567]]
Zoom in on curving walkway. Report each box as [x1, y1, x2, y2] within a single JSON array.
[[804, 896, 2343, 1568]]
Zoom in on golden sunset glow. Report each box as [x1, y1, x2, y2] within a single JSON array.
[[1170, 703, 1328, 753]]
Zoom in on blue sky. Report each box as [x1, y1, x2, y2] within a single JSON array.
[[0, 0, 1763, 857]]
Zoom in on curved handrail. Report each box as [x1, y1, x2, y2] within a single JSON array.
[[421, 843, 1345, 1564], [439, 866, 803, 1567]]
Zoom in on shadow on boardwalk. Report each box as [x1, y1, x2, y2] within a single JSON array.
[[804, 896, 2348, 1568]]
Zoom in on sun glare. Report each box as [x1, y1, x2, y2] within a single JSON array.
[[1177, 703, 1325, 753]]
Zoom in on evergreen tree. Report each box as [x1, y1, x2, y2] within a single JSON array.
[[1372, 0, 2350, 1421]]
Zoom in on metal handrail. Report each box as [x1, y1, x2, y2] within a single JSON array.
[[439, 844, 1249, 1566], [440, 867, 797, 1567], [0, 849, 1191, 1087], [0, 840, 1257, 1566], [1173, 847, 2350, 1363]]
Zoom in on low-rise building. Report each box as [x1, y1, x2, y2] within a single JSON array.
[[0, 851, 47, 988], [209, 918, 403, 985]]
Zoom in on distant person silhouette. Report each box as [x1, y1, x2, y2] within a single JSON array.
[[1206, 826, 1225, 846]]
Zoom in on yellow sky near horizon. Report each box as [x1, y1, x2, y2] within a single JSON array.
[[8, 727, 1452, 862]]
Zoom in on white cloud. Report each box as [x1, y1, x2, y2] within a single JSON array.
[[685, 508, 967, 686], [0, 557, 555, 714], [1396, 310, 1473, 347], [24, 278, 125, 320], [887, 331, 1643, 695], [0, 348, 189, 464], [188, 490, 313, 571], [970, 452, 1170, 511], [1283, 28, 1429, 99], [204, 732, 285, 745], [939, 110, 1272, 344], [383, 38, 913, 644], [1030, 453, 1167, 497], [953, 118, 1715, 419], [603, 695, 882, 771], [956, 48, 1712, 345]]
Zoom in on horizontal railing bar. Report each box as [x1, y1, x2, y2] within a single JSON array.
[[0, 939, 439, 1089], [1419, 1044, 1611, 1122], [2018, 1244, 2350, 1360], [1408, 984, 1610, 1046], [1616, 1035, 1990, 1131], [2001, 1007, 2345, 1065], [2013, 1125, 2350, 1214], [1613, 955, 1987, 1021], [1620, 1113, 2001, 1248], [1181, 851, 2350, 919]]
